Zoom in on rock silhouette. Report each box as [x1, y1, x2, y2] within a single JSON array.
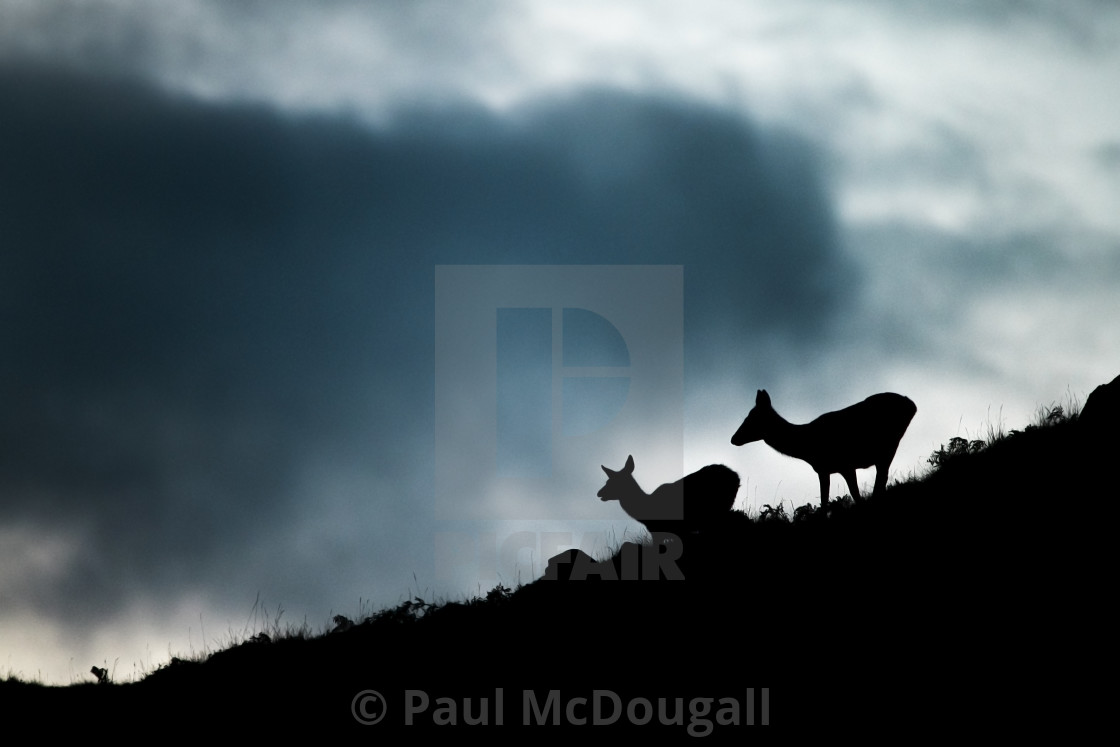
[[1079, 372, 1119, 434]]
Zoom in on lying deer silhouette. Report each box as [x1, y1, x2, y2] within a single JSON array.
[[598, 455, 740, 542], [731, 390, 916, 507]]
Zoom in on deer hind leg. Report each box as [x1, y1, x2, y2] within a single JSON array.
[[818, 472, 830, 507], [841, 469, 862, 502], [872, 463, 890, 498]]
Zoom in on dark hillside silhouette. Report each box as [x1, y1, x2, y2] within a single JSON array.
[[2, 379, 1110, 736], [731, 390, 916, 506]]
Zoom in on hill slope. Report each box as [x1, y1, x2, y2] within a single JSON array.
[[2, 404, 1109, 735]]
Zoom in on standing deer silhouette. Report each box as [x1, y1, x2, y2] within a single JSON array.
[[598, 455, 740, 542], [731, 390, 916, 507]]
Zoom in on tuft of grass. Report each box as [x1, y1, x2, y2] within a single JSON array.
[[1027, 396, 1080, 429], [925, 396, 1081, 476], [927, 436, 987, 468]]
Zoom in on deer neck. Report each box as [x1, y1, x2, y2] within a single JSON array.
[[618, 478, 649, 512], [763, 415, 814, 461]]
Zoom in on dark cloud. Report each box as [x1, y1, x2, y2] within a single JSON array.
[[0, 63, 853, 625]]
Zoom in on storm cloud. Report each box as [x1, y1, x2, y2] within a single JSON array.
[[0, 61, 850, 663]]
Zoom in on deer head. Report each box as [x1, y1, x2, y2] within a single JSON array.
[[731, 390, 773, 446], [597, 455, 636, 502]]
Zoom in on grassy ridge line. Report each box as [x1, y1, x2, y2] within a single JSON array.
[[1, 405, 1104, 732]]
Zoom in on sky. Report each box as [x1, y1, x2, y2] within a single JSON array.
[[1, 0, 1118, 684]]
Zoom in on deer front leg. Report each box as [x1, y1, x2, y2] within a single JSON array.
[[841, 469, 861, 502], [818, 472, 830, 507]]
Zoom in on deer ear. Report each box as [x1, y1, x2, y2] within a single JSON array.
[[624, 455, 635, 474], [601, 465, 613, 477], [757, 390, 770, 406]]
